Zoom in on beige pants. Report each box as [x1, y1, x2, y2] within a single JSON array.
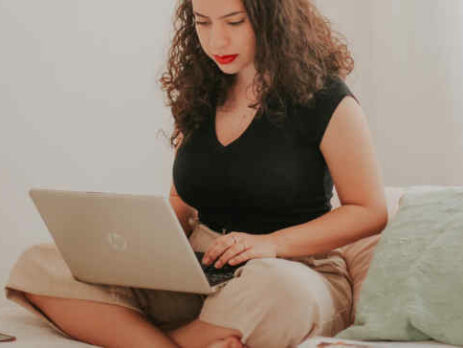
[[4, 221, 353, 348]]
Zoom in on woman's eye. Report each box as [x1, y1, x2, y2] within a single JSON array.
[[195, 20, 244, 27], [228, 20, 244, 26]]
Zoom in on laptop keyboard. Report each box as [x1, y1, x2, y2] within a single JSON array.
[[194, 251, 248, 286]]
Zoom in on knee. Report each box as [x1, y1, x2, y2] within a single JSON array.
[[14, 243, 63, 280], [240, 259, 331, 347], [22, 243, 57, 260], [244, 258, 328, 306]]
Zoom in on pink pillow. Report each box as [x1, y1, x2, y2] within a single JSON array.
[[331, 186, 404, 324]]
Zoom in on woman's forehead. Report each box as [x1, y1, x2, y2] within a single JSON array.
[[191, 0, 246, 19]]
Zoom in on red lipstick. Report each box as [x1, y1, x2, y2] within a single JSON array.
[[214, 54, 238, 64]]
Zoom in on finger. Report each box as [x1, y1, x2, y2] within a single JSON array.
[[214, 242, 247, 268], [228, 249, 253, 265], [202, 241, 221, 264], [203, 237, 235, 265], [211, 234, 249, 267]]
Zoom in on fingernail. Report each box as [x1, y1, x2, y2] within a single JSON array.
[[214, 262, 221, 268]]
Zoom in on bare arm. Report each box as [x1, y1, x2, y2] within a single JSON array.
[[169, 182, 198, 237], [270, 96, 388, 257], [169, 133, 198, 237]]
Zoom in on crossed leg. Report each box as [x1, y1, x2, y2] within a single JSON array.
[[25, 292, 245, 348]]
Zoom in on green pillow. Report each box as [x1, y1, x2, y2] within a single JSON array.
[[335, 185, 463, 346]]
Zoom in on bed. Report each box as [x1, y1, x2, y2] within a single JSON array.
[[1, 185, 460, 348]]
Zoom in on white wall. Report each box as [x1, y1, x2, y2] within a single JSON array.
[[1, 1, 463, 288], [316, 0, 463, 186], [0, 0, 177, 287]]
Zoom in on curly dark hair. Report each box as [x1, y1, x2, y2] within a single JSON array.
[[158, 0, 354, 149]]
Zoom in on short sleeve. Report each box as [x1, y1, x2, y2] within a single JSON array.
[[313, 76, 359, 146], [288, 76, 359, 147]]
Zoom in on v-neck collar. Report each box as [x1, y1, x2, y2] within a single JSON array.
[[212, 108, 261, 149]]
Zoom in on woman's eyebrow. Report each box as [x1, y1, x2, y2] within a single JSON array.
[[193, 11, 245, 19]]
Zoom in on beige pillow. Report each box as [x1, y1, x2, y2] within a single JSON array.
[[330, 186, 404, 324]]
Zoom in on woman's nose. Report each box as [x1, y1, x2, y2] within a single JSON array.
[[208, 25, 229, 51]]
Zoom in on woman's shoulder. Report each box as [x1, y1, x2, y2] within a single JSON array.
[[287, 75, 359, 145], [288, 75, 357, 111], [315, 75, 358, 104]]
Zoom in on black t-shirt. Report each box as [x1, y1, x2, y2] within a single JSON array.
[[173, 76, 358, 235]]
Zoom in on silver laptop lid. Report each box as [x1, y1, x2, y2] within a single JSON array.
[[28, 188, 217, 294]]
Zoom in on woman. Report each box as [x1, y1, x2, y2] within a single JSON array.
[[5, 0, 388, 347]]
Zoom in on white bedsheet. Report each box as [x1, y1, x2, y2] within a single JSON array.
[[0, 296, 95, 347], [1, 295, 459, 348]]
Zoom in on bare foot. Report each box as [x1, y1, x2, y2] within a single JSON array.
[[205, 335, 247, 348]]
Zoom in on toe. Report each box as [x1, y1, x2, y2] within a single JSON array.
[[226, 336, 244, 348], [205, 335, 244, 348], [205, 338, 227, 348]]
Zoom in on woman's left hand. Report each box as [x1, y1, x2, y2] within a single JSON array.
[[202, 232, 278, 268]]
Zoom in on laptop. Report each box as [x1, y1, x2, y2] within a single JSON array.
[[28, 188, 246, 295]]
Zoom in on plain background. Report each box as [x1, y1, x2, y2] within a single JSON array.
[[1, 0, 462, 288]]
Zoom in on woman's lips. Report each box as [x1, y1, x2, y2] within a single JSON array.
[[214, 54, 238, 64]]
